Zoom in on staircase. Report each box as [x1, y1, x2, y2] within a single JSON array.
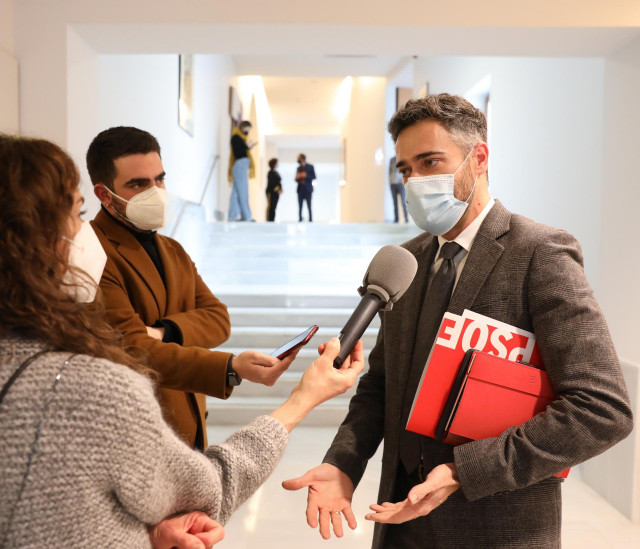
[[173, 217, 421, 427]]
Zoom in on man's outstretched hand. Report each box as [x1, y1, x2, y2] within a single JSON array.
[[365, 463, 460, 524], [282, 463, 356, 540]]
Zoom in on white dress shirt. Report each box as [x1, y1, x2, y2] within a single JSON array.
[[428, 197, 496, 292]]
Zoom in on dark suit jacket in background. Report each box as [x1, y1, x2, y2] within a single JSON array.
[[91, 209, 233, 448], [324, 200, 633, 548], [295, 163, 316, 195]]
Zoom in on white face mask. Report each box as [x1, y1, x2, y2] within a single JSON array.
[[405, 149, 476, 235], [106, 186, 168, 231], [62, 221, 107, 303]]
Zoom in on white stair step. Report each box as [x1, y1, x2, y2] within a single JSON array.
[[164, 220, 421, 427], [197, 256, 371, 270], [178, 220, 420, 236], [200, 270, 365, 286], [228, 307, 381, 328], [222, 326, 378, 349], [217, 293, 361, 308], [206, 395, 351, 428], [197, 245, 380, 259], [202, 233, 415, 246]]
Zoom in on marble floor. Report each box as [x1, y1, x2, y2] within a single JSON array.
[[207, 425, 640, 549]]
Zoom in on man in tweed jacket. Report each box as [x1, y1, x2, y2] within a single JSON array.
[[284, 94, 633, 548]]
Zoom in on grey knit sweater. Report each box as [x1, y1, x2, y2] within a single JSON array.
[[0, 336, 289, 548]]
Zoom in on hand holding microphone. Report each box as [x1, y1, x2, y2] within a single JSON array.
[[333, 245, 418, 368]]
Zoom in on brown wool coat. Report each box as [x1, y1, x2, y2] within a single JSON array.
[[91, 209, 233, 448], [324, 200, 633, 549]]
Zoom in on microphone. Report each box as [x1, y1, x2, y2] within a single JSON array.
[[333, 245, 418, 368]]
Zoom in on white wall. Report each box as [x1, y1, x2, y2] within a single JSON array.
[[598, 36, 640, 377], [0, 0, 18, 133], [340, 77, 387, 222], [0, 0, 13, 54], [93, 53, 235, 222], [66, 28, 100, 205], [587, 35, 640, 522], [413, 56, 604, 287], [14, 9, 68, 145], [0, 49, 19, 134]]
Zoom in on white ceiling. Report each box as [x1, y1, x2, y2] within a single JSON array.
[[233, 55, 407, 78], [71, 21, 640, 149], [262, 76, 345, 133], [76, 24, 640, 61]]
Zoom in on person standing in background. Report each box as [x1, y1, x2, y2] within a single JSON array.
[[266, 158, 283, 222], [228, 120, 255, 222], [389, 155, 409, 223], [295, 153, 316, 222]]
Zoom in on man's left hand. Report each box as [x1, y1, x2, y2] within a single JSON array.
[[365, 463, 460, 524], [149, 511, 225, 549]]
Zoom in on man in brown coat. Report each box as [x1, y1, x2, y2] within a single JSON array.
[[88, 126, 292, 450], [283, 95, 633, 548]]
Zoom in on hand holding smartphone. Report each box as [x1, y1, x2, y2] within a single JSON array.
[[271, 325, 319, 360]]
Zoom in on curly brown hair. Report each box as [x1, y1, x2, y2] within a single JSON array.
[[388, 93, 487, 154], [0, 134, 149, 375]]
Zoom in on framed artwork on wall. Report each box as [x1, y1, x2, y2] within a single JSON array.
[[395, 86, 413, 112], [178, 54, 194, 136]]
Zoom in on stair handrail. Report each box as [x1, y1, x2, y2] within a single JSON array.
[[170, 154, 220, 238]]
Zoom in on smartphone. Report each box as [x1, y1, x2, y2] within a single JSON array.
[[271, 325, 319, 360]]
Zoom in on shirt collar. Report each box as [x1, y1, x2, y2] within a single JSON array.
[[437, 196, 495, 254]]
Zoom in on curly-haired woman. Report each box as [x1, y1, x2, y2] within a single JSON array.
[[0, 134, 363, 548]]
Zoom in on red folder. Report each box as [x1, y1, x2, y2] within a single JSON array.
[[439, 350, 570, 478], [406, 310, 541, 440]]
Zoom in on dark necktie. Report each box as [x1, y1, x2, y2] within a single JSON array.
[[399, 241, 463, 474]]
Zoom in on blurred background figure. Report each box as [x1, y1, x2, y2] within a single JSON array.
[[389, 155, 408, 223], [295, 153, 316, 222], [266, 157, 283, 222], [228, 120, 255, 222]]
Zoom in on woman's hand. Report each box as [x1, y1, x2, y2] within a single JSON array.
[[295, 338, 364, 407], [149, 511, 225, 549], [269, 338, 364, 431]]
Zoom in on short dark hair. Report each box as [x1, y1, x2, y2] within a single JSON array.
[[388, 94, 487, 154], [298, 153, 306, 161], [86, 126, 161, 189], [268, 158, 278, 170], [239, 121, 252, 130]]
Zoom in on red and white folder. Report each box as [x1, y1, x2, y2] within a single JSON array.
[[406, 310, 570, 478]]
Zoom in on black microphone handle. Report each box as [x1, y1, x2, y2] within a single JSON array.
[[333, 292, 384, 368]]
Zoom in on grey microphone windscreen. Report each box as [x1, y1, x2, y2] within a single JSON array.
[[364, 245, 418, 304]]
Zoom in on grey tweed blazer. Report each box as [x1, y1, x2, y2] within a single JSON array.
[[324, 200, 633, 549]]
